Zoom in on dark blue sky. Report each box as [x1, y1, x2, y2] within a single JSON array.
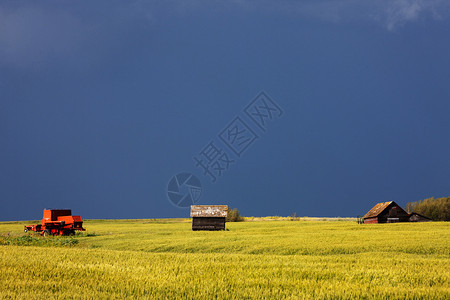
[[1, 1, 449, 220]]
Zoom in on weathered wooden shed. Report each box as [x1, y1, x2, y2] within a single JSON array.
[[408, 212, 432, 222], [363, 201, 410, 224], [190, 205, 228, 231]]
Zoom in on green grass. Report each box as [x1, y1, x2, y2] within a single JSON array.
[[0, 219, 449, 299], [0, 235, 79, 247]]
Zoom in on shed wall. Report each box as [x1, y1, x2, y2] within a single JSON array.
[[192, 217, 226, 231]]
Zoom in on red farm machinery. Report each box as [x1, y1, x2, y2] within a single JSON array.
[[24, 209, 85, 236]]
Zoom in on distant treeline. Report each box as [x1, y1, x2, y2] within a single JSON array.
[[406, 197, 449, 221], [227, 208, 244, 222]]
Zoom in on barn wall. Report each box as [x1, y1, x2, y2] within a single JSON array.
[[364, 217, 378, 224], [378, 205, 410, 223]]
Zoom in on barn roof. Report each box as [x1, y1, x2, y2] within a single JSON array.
[[363, 201, 394, 219]]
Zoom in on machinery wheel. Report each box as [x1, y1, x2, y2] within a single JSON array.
[[24, 229, 28, 233], [43, 229, 51, 237]]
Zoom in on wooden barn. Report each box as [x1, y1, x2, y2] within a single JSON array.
[[408, 212, 432, 222], [363, 201, 410, 224], [190, 205, 228, 231]]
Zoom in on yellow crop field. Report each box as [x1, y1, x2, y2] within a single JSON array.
[[1, 219, 449, 299]]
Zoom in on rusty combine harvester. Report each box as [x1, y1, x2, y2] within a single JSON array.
[[191, 205, 228, 231], [24, 209, 85, 236]]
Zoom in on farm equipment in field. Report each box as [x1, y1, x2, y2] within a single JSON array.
[[24, 209, 85, 236]]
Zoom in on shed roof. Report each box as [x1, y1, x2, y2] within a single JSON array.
[[190, 205, 228, 218], [409, 212, 431, 220], [363, 201, 394, 219]]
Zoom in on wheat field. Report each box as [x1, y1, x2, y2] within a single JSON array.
[[0, 219, 449, 299]]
